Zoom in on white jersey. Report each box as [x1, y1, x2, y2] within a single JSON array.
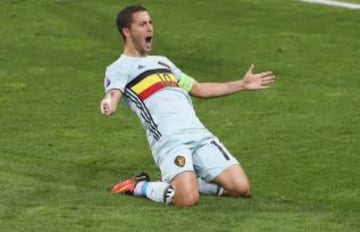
[[104, 54, 209, 147]]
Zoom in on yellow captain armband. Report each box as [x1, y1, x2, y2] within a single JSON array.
[[178, 73, 195, 92]]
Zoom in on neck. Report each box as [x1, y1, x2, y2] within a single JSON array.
[[123, 43, 147, 57]]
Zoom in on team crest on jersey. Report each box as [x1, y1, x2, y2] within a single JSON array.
[[174, 155, 186, 167]]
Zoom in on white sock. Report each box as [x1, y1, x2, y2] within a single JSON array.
[[134, 181, 175, 205], [197, 177, 224, 196]]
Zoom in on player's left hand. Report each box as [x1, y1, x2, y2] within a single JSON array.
[[241, 64, 275, 90]]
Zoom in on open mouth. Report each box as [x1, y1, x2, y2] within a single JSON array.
[[145, 36, 152, 43]]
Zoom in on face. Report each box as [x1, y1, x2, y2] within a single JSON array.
[[124, 11, 153, 56]]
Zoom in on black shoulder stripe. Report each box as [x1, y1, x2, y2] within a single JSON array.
[[158, 61, 171, 69]]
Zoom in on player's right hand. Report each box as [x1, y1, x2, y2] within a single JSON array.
[[100, 95, 113, 116]]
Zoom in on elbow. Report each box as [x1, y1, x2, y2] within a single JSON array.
[[190, 85, 211, 99]]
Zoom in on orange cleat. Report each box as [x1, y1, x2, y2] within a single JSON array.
[[111, 172, 150, 195]]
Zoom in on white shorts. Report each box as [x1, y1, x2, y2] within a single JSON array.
[[152, 131, 239, 183]]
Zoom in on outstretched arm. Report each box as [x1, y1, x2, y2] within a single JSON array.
[[100, 89, 122, 116], [190, 64, 275, 98]]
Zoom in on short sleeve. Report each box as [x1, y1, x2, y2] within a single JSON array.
[[161, 56, 196, 92], [103, 68, 127, 93], [161, 57, 183, 81]]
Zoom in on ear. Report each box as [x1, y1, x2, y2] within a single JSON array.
[[122, 27, 131, 38]]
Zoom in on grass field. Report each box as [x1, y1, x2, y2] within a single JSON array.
[[1, 0, 360, 231]]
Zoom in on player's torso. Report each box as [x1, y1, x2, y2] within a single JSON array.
[[112, 55, 207, 144]]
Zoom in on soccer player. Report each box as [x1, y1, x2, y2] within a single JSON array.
[[100, 5, 275, 207]]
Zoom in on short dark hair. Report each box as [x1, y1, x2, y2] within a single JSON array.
[[116, 5, 147, 41]]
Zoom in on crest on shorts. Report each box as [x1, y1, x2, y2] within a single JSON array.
[[174, 155, 186, 167]]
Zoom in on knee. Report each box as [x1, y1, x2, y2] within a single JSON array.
[[173, 190, 200, 207], [214, 164, 251, 198], [227, 182, 251, 197]]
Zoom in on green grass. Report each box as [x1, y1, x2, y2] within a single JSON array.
[[1, 0, 359, 231]]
